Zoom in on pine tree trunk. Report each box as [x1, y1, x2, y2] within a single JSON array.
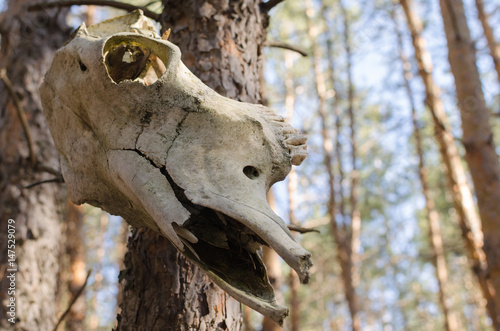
[[261, 192, 283, 331], [65, 200, 87, 331], [90, 212, 108, 330], [340, 4, 362, 323], [116, 1, 269, 330], [261, 247, 282, 331], [284, 51, 300, 331], [394, 14, 459, 329], [439, 0, 500, 326], [305, 1, 360, 329], [474, 0, 500, 83], [0, 1, 69, 330], [399, 0, 497, 326]]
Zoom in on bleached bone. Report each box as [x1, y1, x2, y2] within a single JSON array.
[[40, 10, 311, 325]]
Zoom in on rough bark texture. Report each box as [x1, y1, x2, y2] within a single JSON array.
[[474, 0, 500, 82], [0, 1, 69, 330], [116, 1, 269, 330], [399, 0, 497, 326], [115, 222, 130, 318], [117, 228, 243, 331], [439, 0, 500, 326], [160, 0, 268, 104], [394, 15, 459, 330]]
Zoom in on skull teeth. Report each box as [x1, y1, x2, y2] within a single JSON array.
[[173, 223, 199, 244], [215, 211, 228, 225], [182, 240, 201, 261], [285, 134, 307, 146]]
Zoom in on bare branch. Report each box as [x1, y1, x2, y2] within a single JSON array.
[[53, 269, 92, 331], [28, 1, 160, 21], [264, 41, 308, 57], [24, 177, 65, 189], [0, 68, 37, 167], [260, 0, 285, 12], [36, 164, 62, 177], [287, 224, 320, 234]]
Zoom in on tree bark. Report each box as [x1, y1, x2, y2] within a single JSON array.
[[160, 0, 267, 104], [116, 1, 269, 330], [115, 221, 129, 318], [399, 0, 497, 326], [393, 13, 459, 330], [0, 1, 69, 330], [474, 0, 500, 83], [439, 0, 500, 326]]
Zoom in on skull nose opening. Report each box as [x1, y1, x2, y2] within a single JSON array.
[[104, 39, 166, 85], [243, 166, 260, 180]]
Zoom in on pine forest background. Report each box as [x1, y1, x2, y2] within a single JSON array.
[[1, 0, 499, 330]]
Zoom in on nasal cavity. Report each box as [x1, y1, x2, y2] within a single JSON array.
[[104, 41, 166, 86], [243, 166, 259, 180]]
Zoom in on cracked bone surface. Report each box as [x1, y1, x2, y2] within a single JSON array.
[[40, 10, 311, 325]]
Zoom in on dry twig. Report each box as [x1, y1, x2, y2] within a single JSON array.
[[53, 269, 92, 331], [264, 41, 308, 57], [0, 68, 37, 167], [28, 1, 160, 21], [261, 0, 285, 12], [287, 224, 320, 234], [23, 177, 65, 189]]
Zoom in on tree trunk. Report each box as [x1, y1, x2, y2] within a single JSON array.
[[0, 1, 69, 330], [305, 1, 360, 329], [284, 51, 300, 331], [261, 192, 283, 331], [339, 3, 362, 317], [243, 305, 254, 331], [90, 212, 108, 330], [439, 0, 500, 326], [393, 13, 459, 330], [160, 0, 267, 103], [474, 0, 500, 83], [116, 1, 269, 330], [65, 200, 87, 331], [115, 221, 129, 318], [261, 247, 282, 331], [399, 0, 497, 326]]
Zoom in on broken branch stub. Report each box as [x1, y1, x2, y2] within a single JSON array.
[[40, 10, 310, 325]]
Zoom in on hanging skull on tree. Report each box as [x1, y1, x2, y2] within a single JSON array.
[[40, 10, 311, 325]]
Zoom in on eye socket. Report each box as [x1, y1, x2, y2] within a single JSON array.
[[79, 60, 87, 72], [243, 166, 260, 180]]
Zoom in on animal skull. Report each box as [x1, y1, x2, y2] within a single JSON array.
[[40, 10, 311, 325]]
